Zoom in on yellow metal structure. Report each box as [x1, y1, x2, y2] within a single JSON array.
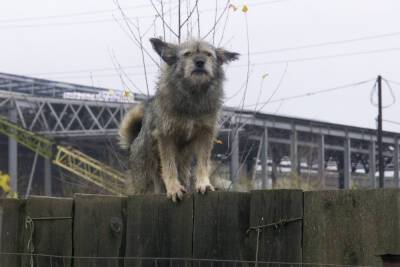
[[0, 116, 53, 158], [0, 116, 125, 195], [53, 146, 124, 195]]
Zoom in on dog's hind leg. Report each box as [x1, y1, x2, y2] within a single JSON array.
[[157, 138, 186, 201]]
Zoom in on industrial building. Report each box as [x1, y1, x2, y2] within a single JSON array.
[[0, 72, 399, 197]]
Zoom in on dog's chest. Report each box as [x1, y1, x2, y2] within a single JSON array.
[[172, 119, 195, 141], [163, 116, 210, 142]]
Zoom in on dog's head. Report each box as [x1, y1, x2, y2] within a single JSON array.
[[150, 38, 239, 86]]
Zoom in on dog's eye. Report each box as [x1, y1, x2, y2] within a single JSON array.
[[205, 52, 213, 57], [183, 51, 192, 57]]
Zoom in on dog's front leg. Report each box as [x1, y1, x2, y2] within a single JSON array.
[[157, 138, 186, 201], [194, 129, 215, 194]]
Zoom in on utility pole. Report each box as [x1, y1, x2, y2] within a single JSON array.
[[377, 75, 384, 188]]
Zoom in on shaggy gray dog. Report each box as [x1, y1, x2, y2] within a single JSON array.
[[119, 38, 239, 201]]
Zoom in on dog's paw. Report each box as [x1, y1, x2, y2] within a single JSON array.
[[166, 181, 187, 202], [196, 181, 215, 194]]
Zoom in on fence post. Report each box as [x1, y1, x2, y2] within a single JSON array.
[[193, 192, 251, 262], [248, 190, 303, 262], [73, 194, 126, 267]]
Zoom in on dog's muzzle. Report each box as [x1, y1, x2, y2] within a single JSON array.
[[191, 58, 209, 76], [192, 68, 208, 75]]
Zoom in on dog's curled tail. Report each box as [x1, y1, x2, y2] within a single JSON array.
[[118, 103, 144, 149]]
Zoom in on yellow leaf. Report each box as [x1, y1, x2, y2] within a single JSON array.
[[123, 90, 130, 97], [214, 139, 223, 144], [0, 174, 11, 193], [242, 4, 248, 13]]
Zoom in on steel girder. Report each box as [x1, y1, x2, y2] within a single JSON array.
[[0, 90, 399, 144], [0, 72, 108, 97], [0, 91, 133, 137]]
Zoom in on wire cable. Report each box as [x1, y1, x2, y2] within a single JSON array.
[[383, 119, 400, 126], [30, 46, 400, 79], [241, 47, 400, 67], [370, 78, 396, 108], [0, 0, 288, 29], [243, 79, 375, 108], [252, 31, 400, 55], [385, 79, 400, 87], [0, 3, 153, 23]]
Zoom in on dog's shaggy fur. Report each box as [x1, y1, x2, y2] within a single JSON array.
[[119, 38, 239, 201]]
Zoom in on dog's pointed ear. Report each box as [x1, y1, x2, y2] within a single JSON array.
[[150, 38, 178, 65], [216, 48, 240, 65]]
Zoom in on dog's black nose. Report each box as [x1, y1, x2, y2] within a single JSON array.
[[195, 59, 205, 68]]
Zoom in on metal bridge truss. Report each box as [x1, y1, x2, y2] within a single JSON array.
[[0, 91, 133, 137], [0, 72, 107, 97]]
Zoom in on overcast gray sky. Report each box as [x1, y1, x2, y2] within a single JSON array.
[[1, 0, 400, 131]]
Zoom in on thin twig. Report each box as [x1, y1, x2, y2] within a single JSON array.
[[142, 15, 159, 38], [256, 62, 289, 112], [253, 74, 268, 111], [178, 0, 181, 42], [136, 18, 151, 97], [150, 0, 179, 38], [109, 48, 144, 95], [180, 0, 199, 28], [217, 3, 231, 47], [212, 0, 218, 45], [115, 2, 152, 96], [201, 0, 230, 40], [169, 0, 173, 40], [159, 0, 166, 40], [185, 0, 191, 37], [237, 12, 251, 124], [196, 2, 200, 38], [112, 2, 160, 67]]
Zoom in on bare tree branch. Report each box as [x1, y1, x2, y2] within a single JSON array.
[[256, 62, 289, 112], [158, 0, 166, 40], [112, 2, 160, 67], [109, 48, 144, 95], [201, 0, 230, 40], [136, 18, 151, 96], [238, 13, 251, 115], [150, 0, 179, 38], [142, 15, 158, 37], [217, 3, 231, 47], [178, 0, 181, 42], [180, 0, 199, 28], [212, 0, 218, 45], [196, 2, 201, 38], [114, 0, 153, 96]]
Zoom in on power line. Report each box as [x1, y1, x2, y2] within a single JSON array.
[[0, 15, 156, 29], [385, 79, 400, 87], [0, 3, 153, 23], [243, 79, 374, 108], [0, 0, 286, 25], [0, 0, 287, 30], [383, 119, 400, 126], [32, 46, 400, 79], [252, 31, 400, 55], [244, 47, 400, 67]]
